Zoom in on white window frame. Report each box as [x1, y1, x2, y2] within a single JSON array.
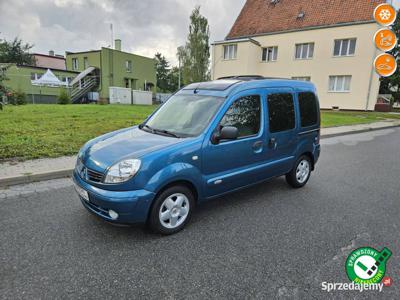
[[125, 60, 132, 72], [262, 46, 278, 62], [292, 76, 311, 81], [223, 44, 237, 60], [72, 58, 78, 70], [333, 38, 356, 57], [295, 43, 314, 60], [83, 57, 89, 69], [328, 75, 352, 92]]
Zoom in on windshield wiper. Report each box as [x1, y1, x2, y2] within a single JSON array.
[[139, 123, 180, 138], [139, 124, 155, 133], [153, 128, 180, 138]]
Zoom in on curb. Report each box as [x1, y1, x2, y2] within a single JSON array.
[[0, 124, 399, 188], [0, 169, 73, 188], [320, 123, 400, 139]]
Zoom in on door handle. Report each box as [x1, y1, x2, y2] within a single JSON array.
[[252, 141, 263, 153], [268, 137, 277, 149], [252, 141, 263, 149]]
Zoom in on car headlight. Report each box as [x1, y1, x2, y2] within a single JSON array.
[[104, 159, 141, 184]]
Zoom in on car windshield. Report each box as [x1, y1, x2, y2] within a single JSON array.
[[142, 94, 225, 137]]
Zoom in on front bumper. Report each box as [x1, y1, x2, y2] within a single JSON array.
[[73, 171, 155, 224]]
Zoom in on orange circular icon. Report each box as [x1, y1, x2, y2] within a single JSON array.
[[374, 28, 398, 51], [374, 53, 397, 77], [374, 3, 397, 26]]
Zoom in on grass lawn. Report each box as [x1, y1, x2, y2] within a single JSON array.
[[321, 111, 400, 127], [1, 104, 400, 161], [0, 104, 158, 161]]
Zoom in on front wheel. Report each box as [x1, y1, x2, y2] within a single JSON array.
[[148, 185, 194, 235], [286, 155, 312, 188]]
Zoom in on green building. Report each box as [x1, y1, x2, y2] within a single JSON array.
[[2, 39, 156, 104], [65, 39, 156, 102], [2, 64, 78, 104]]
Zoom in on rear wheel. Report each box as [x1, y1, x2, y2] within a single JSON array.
[[286, 155, 312, 188], [148, 185, 194, 235]]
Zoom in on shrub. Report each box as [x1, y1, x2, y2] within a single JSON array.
[[58, 88, 71, 104], [6, 90, 26, 105], [15, 90, 27, 105]]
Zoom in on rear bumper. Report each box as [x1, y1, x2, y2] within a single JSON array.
[[313, 144, 321, 167], [73, 171, 155, 224]]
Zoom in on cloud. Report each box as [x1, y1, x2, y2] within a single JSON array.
[[0, 0, 245, 65]]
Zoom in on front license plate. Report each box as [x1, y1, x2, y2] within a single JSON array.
[[74, 182, 89, 201]]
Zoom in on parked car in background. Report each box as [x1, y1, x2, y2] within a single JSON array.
[[73, 77, 321, 234]]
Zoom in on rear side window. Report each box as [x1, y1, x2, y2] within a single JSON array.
[[220, 95, 261, 138], [298, 92, 318, 127], [267, 93, 295, 133]]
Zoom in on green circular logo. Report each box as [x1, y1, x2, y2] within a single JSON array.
[[345, 247, 392, 284]]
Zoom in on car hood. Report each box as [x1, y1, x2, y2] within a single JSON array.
[[81, 126, 182, 171]]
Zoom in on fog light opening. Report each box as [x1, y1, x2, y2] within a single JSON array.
[[108, 210, 119, 220]]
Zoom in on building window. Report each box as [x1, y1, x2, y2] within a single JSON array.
[[292, 76, 311, 81], [295, 43, 314, 59], [126, 60, 132, 72], [334, 39, 356, 57], [262, 46, 278, 62], [220, 95, 261, 138], [223, 44, 237, 60], [83, 57, 89, 69], [267, 93, 295, 133], [329, 75, 352, 92], [298, 92, 318, 127], [72, 58, 78, 70]]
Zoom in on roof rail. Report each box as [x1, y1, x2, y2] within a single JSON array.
[[217, 75, 289, 81]]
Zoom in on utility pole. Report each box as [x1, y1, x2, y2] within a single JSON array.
[[178, 56, 181, 89]]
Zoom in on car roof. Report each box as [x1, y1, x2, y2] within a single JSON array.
[[177, 76, 316, 98]]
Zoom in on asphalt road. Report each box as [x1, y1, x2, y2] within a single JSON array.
[[1, 128, 400, 299]]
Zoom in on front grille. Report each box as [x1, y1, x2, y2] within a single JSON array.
[[76, 159, 104, 183], [87, 168, 104, 182]]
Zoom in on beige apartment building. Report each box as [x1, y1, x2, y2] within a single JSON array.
[[212, 0, 386, 110]]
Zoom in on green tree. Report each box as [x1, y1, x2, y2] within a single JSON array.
[[167, 67, 180, 92], [0, 37, 35, 65], [154, 52, 170, 92], [379, 13, 400, 105], [0, 64, 9, 94], [178, 6, 210, 85]]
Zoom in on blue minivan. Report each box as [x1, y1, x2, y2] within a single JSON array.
[[73, 77, 320, 234]]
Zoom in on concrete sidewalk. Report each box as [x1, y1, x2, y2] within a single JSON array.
[[1, 120, 400, 187]]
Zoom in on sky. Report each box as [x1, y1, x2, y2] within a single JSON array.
[[1, 0, 399, 67], [0, 0, 246, 66]]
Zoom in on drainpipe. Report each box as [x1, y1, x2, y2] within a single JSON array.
[[366, 32, 379, 111]]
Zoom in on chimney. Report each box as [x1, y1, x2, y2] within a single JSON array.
[[49, 50, 55, 56], [115, 39, 121, 51]]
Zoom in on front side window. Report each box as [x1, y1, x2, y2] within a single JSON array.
[[220, 95, 261, 138], [262, 46, 278, 62], [144, 94, 225, 137], [298, 92, 318, 127], [223, 44, 237, 60], [295, 43, 314, 59], [267, 93, 295, 133], [334, 39, 356, 56], [72, 58, 78, 70], [329, 75, 352, 92]]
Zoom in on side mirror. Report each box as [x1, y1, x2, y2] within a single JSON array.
[[212, 126, 239, 144]]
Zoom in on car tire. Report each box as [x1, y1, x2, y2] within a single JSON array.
[[285, 155, 312, 188], [148, 185, 194, 235]]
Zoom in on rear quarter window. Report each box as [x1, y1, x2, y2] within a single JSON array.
[[298, 92, 318, 127]]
